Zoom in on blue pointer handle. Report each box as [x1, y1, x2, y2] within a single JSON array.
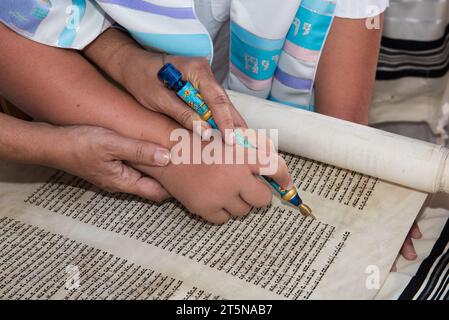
[[157, 63, 313, 217]]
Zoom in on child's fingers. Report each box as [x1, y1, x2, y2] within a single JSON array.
[[126, 175, 171, 203], [234, 127, 276, 151], [234, 128, 290, 191], [105, 164, 171, 203], [248, 155, 292, 190], [204, 209, 233, 225], [225, 197, 252, 217], [240, 177, 273, 208]]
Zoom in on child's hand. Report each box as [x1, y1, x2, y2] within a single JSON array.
[[135, 131, 291, 224]]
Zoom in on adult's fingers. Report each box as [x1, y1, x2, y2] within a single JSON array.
[[230, 105, 248, 128], [130, 176, 172, 202], [192, 77, 247, 133], [108, 134, 171, 167], [240, 176, 273, 208], [155, 90, 208, 132], [197, 73, 236, 139], [107, 163, 171, 202]]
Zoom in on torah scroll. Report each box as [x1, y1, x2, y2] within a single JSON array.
[[0, 91, 434, 300], [229, 90, 449, 194]]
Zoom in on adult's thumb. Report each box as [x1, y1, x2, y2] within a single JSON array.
[[111, 135, 171, 167]]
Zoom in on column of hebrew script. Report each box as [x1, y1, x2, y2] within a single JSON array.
[[0, 217, 220, 300], [229, 90, 449, 194], [21, 174, 348, 299], [0, 150, 427, 299]]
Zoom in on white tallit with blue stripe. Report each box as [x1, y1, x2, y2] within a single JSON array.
[[229, 0, 336, 110], [0, 0, 336, 110]]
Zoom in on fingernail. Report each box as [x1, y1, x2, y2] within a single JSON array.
[[154, 149, 171, 166]]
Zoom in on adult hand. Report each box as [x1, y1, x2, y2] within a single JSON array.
[[124, 51, 247, 141], [0, 111, 172, 202], [51, 125, 172, 202]]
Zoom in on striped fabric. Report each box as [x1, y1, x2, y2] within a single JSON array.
[[95, 0, 214, 58], [271, 0, 336, 111], [0, 0, 213, 57], [377, 23, 449, 80], [377, 0, 449, 80], [375, 4, 449, 298], [227, 0, 300, 99], [370, 0, 449, 135], [0, 0, 108, 49], [228, 0, 336, 110], [400, 217, 449, 300]]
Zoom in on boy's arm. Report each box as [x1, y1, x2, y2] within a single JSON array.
[[315, 16, 384, 125]]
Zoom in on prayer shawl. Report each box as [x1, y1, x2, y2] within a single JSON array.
[[371, 0, 449, 140], [0, 0, 336, 110]]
